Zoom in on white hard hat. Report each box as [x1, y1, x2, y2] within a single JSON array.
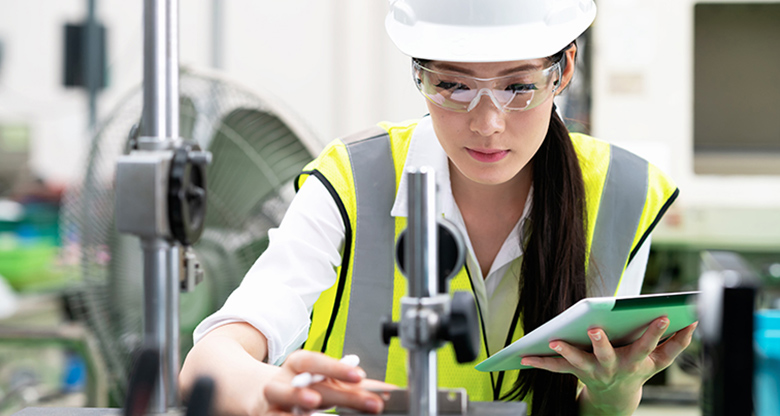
[[385, 0, 596, 62]]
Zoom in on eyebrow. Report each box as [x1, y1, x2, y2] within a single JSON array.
[[431, 62, 543, 76]]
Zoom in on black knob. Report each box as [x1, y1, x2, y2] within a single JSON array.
[[185, 376, 215, 416], [381, 315, 398, 346], [169, 141, 209, 246], [445, 291, 481, 363], [437, 220, 465, 294], [394, 220, 465, 294]]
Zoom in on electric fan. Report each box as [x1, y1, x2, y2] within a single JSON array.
[[59, 68, 321, 405]]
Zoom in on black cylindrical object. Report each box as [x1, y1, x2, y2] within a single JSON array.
[[700, 268, 757, 415]]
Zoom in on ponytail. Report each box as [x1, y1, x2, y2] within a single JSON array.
[[502, 110, 588, 415]]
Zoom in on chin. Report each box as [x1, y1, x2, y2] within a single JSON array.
[[464, 170, 516, 186]]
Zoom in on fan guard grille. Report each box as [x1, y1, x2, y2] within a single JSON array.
[[60, 70, 320, 404]]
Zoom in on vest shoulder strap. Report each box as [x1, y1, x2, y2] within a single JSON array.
[[342, 128, 397, 380], [342, 125, 388, 145], [574, 133, 678, 296], [588, 144, 649, 296]]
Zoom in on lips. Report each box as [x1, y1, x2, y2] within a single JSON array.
[[466, 148, 509, 163]]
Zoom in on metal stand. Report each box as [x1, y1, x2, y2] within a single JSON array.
[[114, 0, 210, 413], [381, 167, 482, 416], [403, 167, 439, 416]]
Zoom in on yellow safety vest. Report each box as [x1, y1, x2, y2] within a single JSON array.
[[294, 119, 678, 404]]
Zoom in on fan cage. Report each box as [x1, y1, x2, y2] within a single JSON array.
[[60, 69, 321, 405]]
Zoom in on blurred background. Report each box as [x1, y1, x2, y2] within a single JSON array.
[[0, 0, 778, 415]]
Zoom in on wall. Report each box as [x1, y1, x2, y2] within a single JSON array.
[[0, 0, 426, 186], [2, 0, 778, 210], [591, 0, 780, 208]]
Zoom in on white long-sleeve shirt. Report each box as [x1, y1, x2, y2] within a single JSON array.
[[193, 117, 651, 366]]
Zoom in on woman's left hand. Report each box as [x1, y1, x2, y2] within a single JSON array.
[[520, 317, 698, 415]]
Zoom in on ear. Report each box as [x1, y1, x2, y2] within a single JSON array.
[[557, 43, 578, 94]]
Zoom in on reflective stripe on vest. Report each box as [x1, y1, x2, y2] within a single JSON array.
[[342, 129, 395, 380], [589, 145, 649, 296], [297, 123, 678, 402]]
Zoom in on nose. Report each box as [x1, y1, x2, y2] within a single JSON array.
[[469, 94, 505, 137]]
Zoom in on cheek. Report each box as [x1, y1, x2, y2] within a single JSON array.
[[506, 105, 552, 145], [426, 102, 466, 142]]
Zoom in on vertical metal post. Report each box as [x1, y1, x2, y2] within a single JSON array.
[[166, 245, 180, 407], [406, 167, 438, 298], [142, 239, 171, 413], [163, 0, 181, 408], [142, 0, 179, 144], [406, 167, 438, 416], [141, 0, 180, 412], [85, 0, 99, 130]]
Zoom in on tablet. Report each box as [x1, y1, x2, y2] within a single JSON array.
[[475, 291, 699, 372]]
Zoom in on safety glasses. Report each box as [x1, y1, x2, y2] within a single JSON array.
[[412, 59, 562, 113]]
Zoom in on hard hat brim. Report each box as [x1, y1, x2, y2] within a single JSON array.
[[385, 6, 595, 62]]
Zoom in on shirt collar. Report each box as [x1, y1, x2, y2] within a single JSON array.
[[389, 116, 534, 279], [390, 116, 453, 218]]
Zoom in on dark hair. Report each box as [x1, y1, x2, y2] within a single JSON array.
[[415, 43, 587, 414], [502, 44, 588, 415]]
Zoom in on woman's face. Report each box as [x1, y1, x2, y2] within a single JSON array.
[[424, 51, 575, 188]]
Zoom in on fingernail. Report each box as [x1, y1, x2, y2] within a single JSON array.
[[302, 390, 319, 405], [347, 368, 367, 381], [588, 330, 602, 341], [521, 357, 537, 367], [365, 399, 381, 413], [550, 342, 562, 352], [658, 318, 669, 329]]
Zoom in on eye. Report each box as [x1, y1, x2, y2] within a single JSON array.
[[436, 81, 470, 91], [506, 83, 537, 93]]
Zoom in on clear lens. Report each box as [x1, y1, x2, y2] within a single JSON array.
[[413, 60, 561, 113]]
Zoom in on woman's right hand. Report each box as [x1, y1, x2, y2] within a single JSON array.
[[262, 350, 386, 416]]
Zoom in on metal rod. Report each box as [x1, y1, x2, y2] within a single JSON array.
[[405, 167, 438, 416], [166, 0, 179, 141], [166, 246, 181, 408], [164, 0, 180, 408], [142, 0, 179, 142], [409, 348, 438, 416], [85, 0, 99, 130], [140, 0, 180, 412], [142, 0, 166, 139], [142, 238, 171, 414], [406, 167, 438, 298]]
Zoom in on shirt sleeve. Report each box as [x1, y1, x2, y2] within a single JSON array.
[[615, 235, 652, 297], [192, 177, 346, 366]]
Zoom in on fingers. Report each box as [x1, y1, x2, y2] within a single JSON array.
[[553, 340, 597, 373], [265, 380, 384, 415], [588, 328, 617, 369], [629, 317, 670, 361], [265, 351, 382, 415], [520, 355, 575, 374], [650, 321, 698, 371], [524, 332, 616, 379], [264, 381, 322, 412], [522, 340, 595, 375], [285, 350, 365, 384], [310, 383, 384, 414]]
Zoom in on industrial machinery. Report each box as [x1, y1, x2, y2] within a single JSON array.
[[58, 0, 319, 408]]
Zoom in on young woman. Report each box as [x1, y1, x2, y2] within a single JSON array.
[[180, 1, 696, 414]]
